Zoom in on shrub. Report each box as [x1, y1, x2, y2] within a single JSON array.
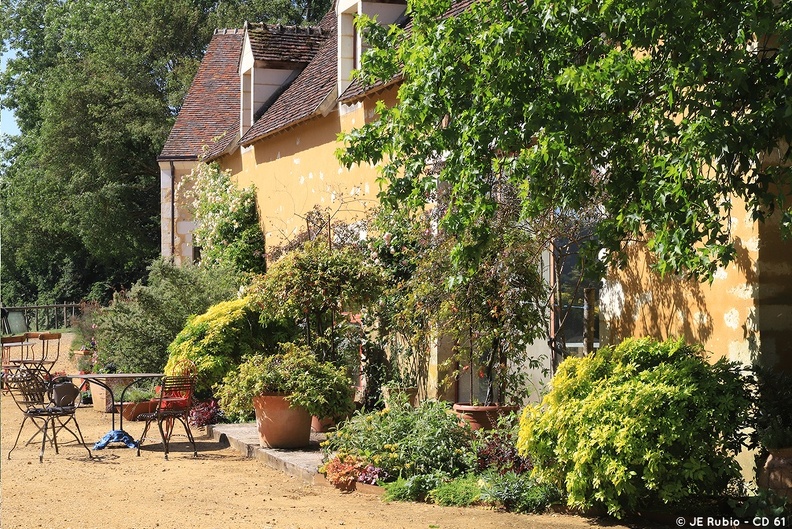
[[322, 400, 473, 479], [429, 475, 483, 507], [474, 428, 533, 475], [518, 337, 752, 517], [165, 296, 268, 393], [382, 473, 447, 502], [214, 343, 355, 422], [481, 472, 561, 513], [93, 259, 240, 373]]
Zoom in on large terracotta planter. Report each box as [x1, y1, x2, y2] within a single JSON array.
[[758, 447, 792, 500], [252, 393, 312, 448], [119, 400, 157, 421], [452, 403, 519, 430]]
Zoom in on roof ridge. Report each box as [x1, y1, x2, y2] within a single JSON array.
[[248, 22, 324, 36], [213, 28, 244, 35]]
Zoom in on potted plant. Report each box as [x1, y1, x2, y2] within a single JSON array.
[[215, 343, 355, 448], [754, 366, 792, 499], [388, 217, 546, 428], [118, 384, 157, 421]]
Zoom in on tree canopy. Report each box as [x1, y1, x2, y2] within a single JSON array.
[[0, 0, 325, 304], [340, 0, 792, 280]]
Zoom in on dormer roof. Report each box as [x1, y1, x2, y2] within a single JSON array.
[[240, 10, 338, 146], [159, 29, 244, 161], [246, 23, 327, 68]]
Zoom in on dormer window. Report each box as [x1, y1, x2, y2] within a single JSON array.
[[337, 0, 406, 97], [239, 23, 326, 138]]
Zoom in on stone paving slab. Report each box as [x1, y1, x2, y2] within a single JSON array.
[[207, 423, 327, 485]]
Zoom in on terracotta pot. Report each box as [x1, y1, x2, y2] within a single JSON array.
[[452, 403, 519, 430], [252, 393, 312, 448], [758, 447, 792, 500], [311, 415, 336, 433], [119, 400, 157, 421]]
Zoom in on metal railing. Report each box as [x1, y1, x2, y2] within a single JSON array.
[[1, 303, 83, 334]]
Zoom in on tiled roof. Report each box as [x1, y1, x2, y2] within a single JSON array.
[[159, 30, 244, 161], [240, 10, 338, 146], [247, 23, 327, 67]]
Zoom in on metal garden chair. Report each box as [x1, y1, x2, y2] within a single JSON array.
[[136, 374, 198, 459], [6, 366, 92, 462]]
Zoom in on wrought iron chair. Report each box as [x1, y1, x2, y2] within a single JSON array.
[[5, 366, 92, 462], [33, 332, 61, 377], [136, 375, 198, 460]]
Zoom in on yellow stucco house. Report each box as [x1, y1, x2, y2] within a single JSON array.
[[157, 0, 792, 394]]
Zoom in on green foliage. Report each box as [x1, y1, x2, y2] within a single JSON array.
[[214, 343, 355, 422], [177, 162, 267, 275], [517, 337, 752, 517], [390, 210, 547, 405], [92, 259, 239, 374], [0, 0, 322, 304], [341, 0, 792, 281], [250, 238, 382, 365], [729, 489, 791, 520], [122, 383, 157, 403], [753, 366, 792, 449], [480, 472, 561, 514], [165, 296, 275, 394], [322, 400, 473, 479], [428, 474, 482, 507], [382, 473, 447, 503]]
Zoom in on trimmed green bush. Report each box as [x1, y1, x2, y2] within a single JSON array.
[[165, 296, 264, 393], [518, 337, 752, 517]]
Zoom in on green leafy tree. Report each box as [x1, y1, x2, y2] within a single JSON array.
[[0, 0, 323, 304], [93, 259, 240, 374], [339, 0, 792, 281]]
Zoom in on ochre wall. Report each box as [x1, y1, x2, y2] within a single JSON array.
[[601, 201, 792, 370], [228, 86, 399, 252]]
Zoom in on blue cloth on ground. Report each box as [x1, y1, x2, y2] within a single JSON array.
[[93, 430, 138, 449]]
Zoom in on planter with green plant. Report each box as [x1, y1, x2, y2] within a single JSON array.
[[215, 343, 355, 448], [388, 218, 546, 427], [117, 384, 157, 421]]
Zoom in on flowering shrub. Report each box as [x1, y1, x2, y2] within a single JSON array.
[[177, 162, 266, 274]]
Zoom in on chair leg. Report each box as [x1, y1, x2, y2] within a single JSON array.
[[7, 416, 30, 460], [157, 417, 173, 460], [137, 418, 153, 457], [54, 415, 93, 460], [176, 416, 198, 457]]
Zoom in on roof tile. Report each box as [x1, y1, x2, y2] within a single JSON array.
[[159, 30, 243, 161]]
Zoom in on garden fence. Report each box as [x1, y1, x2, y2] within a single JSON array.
[[1, 303, 84, 334]]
